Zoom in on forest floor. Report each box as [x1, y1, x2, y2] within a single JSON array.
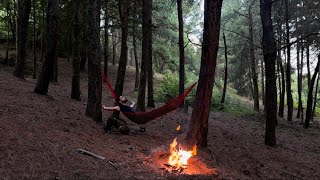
[[0, 57, 320, 180]]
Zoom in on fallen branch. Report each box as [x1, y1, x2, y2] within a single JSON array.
[[108, 160, 118, 170], [76, 148, 106, 160]]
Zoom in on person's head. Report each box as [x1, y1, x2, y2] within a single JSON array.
[[119, 95, 128, 103]]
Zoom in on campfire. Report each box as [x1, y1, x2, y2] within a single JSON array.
[[164, 124, 197, 173]]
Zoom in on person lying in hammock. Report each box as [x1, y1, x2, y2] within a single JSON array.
[[102, 96, 146, 133], [102, 95, 135, 112]]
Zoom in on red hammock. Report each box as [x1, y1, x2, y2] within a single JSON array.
[[101, 71, 197, 124]]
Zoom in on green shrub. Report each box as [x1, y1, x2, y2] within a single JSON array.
[[155, 75, 256, 117]]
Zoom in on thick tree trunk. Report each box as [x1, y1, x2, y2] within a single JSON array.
[[71, 0, 82, 100], [186, 0, 223, 147], [14, 0, 31, 79], [137, 0, 151, 111], [285, 0, 293, 122], [34, 0, 59, 95], [32, 0, 36, 79], [103, 0, 109, 76], [112, 0, 129, 118], [177, 0, 185, 108], [260, 0, 277, 146], [305, 55, 320, 128], [146, 0, 154, 108], [86, 0, 102, 122], [220, 32, 228, 109], [248, 0, 259, 112]]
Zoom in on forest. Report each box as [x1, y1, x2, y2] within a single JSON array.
[[0, 0, 319, 179]]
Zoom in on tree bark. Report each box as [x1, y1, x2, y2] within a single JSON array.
[[85, 0, 102, 122], [177, 0, 185, 109], [103, 0, 109, 76], [248, 0, 259, 112], [296, 41, 302, 118], [5, 2, 10, 65], [40, 0, 45, 63], [220, 32, 228, 109], [278, 55, 285, 117], [133, 0, 139, 91], [312, 74, 319, 122], [32, 0, 36, 79], [186, 0, 223, 147], [71, 0, 82, 100], [14, 0, 31, 79], [112, 27, 116, 65], [260, 0, 277, 146], [146, 0, 154, 108], [112, 0, 129, 118], [304, 55, 320, 128], [285, 0, 293, 122], [261, 57, 265, 107], [137, 0, 151, 111], [298, 40, 304, 122], [34, 0, 59, 95], [306, 43, 311, 87], [277, 53, 281, 114]]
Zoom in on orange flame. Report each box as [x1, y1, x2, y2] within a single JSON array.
[[168, 138, 197, 169], [176, 125, 181, 131]]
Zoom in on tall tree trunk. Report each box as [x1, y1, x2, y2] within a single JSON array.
[[137, 0, 151, 111], [146, 0, 154, 108], [111, 27, 117, 65], [186, 0, 223, 147], [278, 56, 285, 117], [304, 55, 320, 128], [32, 0, 36, 79], [220, 32, 228, 109], [306, 43, 311, 87], [261, 57, 265, 106], [277, 53, 281, 114], [34, 0, 59, 95], [112, 0, 129, 118], [71, 0, 82, 100], [177, 0, 185, 108], [312, 74, 319, 122], [299, 41, 304, 122], [285, 0, 293, 122], [5, 2, 10, 65], [14, 0, 31, 79], [248, 2, 259, 112], [40, 0, 45, 63], [260, 0, 277, 146], [296, 41, 302, 118], [133, 6, 139, 91], [103, 0, 109, 76], [86, 0, 102, 122]]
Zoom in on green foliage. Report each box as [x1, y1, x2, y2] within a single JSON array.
[[155, 74, 256, 117]]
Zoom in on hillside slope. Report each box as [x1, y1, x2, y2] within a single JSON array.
[[0, 60, 319, 179]]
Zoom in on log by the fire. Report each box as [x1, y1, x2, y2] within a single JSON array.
[[163, 163, 188, 174]]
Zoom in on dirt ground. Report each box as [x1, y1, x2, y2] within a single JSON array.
[[0, 59, 319, 180]]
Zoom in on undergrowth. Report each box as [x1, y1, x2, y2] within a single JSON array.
[[155, 74, 256, 117]]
